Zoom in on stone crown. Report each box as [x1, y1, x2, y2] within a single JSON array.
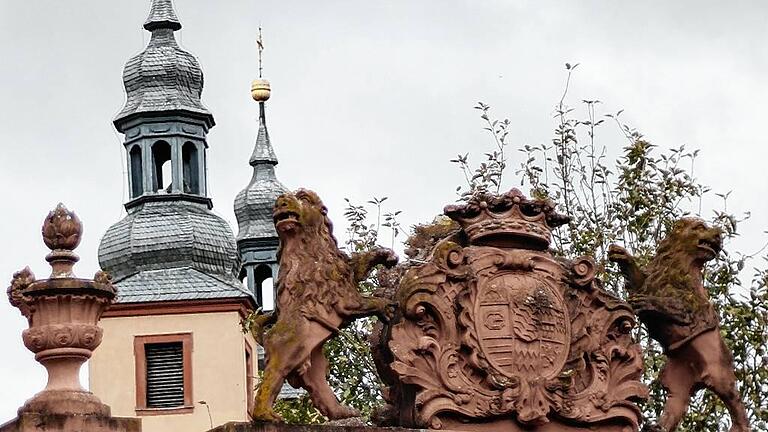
[[444, 189, 570, 249]]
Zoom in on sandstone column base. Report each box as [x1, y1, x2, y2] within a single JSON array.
[[0, 412, 141, 432], [19, 389, 110, 417]]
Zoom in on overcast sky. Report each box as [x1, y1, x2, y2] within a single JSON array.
[[1, 0, 767, 420]]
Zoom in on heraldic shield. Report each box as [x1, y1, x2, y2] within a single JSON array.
[[476, 272, 570, 381], [379, 190, 648, 432]]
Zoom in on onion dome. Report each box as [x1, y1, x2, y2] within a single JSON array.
[[98, 201, 248, 303], [234, 86, 288, 242], [114, 0, 213, 131]]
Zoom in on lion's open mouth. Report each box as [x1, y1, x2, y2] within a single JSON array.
[[273, 209, 300, 230], [272, 210, 299, 224], [698, 237, 722, 255]]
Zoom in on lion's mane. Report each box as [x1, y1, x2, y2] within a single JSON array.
[[275, 196, 357, 314], [638, 218, 709, 312]]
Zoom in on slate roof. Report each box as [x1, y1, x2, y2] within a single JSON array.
[[234, 102, 288, 242], [114, 0, 213, 130], [234, 167, 287, 242], [99, 200, 249, 303], [114, 267, 251, 303], [249, 103, 278, 165]]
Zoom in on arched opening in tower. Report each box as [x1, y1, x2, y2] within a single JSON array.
[[129, 145, 144, 198], [253, 265, 274, 310], [151, 141, 172, 192], [182, 142, 200, 194], [261, 277, 274, 310]]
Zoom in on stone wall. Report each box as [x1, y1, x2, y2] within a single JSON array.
[[208, 422, 430, 432]]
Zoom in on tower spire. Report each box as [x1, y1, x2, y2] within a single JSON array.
[[249, 30, 277, 165], [100, 0, 249, 310], [115, 0, 212, 131], [113, 0, 214, 201], [234, 28, 288, 307]]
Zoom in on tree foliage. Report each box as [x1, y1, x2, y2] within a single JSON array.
[[459, 65, 768, 431]]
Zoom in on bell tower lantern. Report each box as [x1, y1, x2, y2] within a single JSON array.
[[115, 0, 214, 206]]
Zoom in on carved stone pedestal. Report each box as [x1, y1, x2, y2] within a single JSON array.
[[5, 204, 142, 432], [14, 276, 115, 417], [0, 412, 141, 432]]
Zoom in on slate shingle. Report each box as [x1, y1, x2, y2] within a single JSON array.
[[114, 267, 251, 303], [99, 200, 249, 304], [115, 0, 212, 129], [234, 102, 287, 243]]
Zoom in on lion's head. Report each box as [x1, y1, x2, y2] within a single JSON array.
[[639, 217, 723, 307], [273, 189, 336, 242], [272, 189, 352, 310], [656, 217, 723, 265]]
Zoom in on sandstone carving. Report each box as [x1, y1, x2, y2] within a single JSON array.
[[377, 189, 647, 431], [7, 204, 116, 417], [247, 189, 398, 422], [42, 203, 82, 251], [609, 218, 749, 432]]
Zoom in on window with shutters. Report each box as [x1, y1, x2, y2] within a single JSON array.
[[134, 333, 193, 415]]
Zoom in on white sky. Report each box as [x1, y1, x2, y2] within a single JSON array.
[[1, 0, 767, 420]]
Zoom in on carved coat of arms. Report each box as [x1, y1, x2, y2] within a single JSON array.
[[377, 189, 647, 431]]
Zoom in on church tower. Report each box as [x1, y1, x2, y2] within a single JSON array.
[[233, 31, 287, 310], [90, 1, 257, 430]]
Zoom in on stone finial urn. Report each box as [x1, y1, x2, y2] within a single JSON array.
[[7, 204, 116, 416]]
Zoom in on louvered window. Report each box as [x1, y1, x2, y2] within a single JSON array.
[[145, 342, 184, 408], [134, 333, 192, 414]]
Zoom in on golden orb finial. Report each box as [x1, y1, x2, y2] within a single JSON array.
[[251, 27, 271, 102], [251, 78, 271, 101]]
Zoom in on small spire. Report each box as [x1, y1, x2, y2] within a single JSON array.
[[249, 28, 277, 165], [144, 0, 182, 31], [249, 103, 278, 165]]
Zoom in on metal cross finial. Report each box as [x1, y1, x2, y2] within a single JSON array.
[[257, 26, 264, 78]]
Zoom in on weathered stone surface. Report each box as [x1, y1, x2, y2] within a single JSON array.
[[375, 189, 647, 431], [0, 412, 140, 432], [610, 218, 750, 432], [244, 189, 398, 422], [7, 204, 116, 417], [6, 205, 142, 432], [208, 423, 428, 432]]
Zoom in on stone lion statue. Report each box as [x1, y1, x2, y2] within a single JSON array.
[[248, 189, 397, 422], [609, 217, 749, 432]]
